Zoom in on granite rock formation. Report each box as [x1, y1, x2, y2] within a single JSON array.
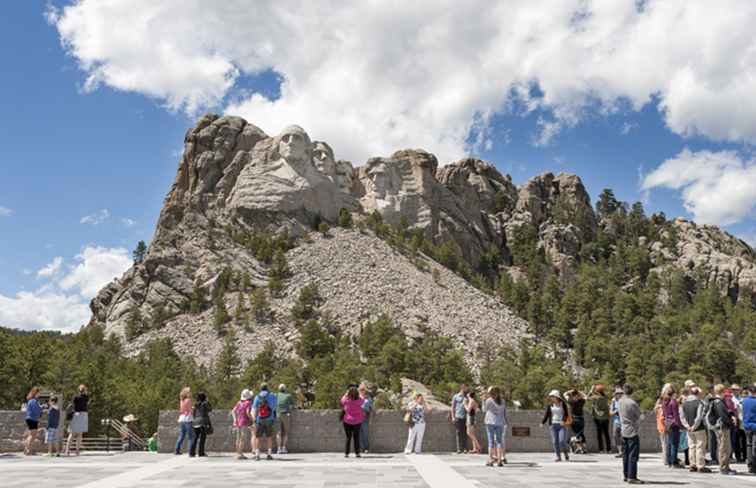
[[88, 113, 756, 368]]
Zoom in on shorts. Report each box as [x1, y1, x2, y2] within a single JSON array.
[[46, 428, 59, 444], [69, 412, 88, 433], [278, 414, 291, 437], [256, 418, 275, 438], [25, 419, 39, 430]]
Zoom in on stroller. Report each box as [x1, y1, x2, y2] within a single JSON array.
[[569, 420, 588, 454]]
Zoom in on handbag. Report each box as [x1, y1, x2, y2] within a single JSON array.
[[403, 411, 414, 427], [205, 418, 214, 435]]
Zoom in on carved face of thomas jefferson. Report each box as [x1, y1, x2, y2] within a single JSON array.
[[312, 141, 336, 177]]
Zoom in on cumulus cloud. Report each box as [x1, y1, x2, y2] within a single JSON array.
[[80, 208, 110, 225], [0, 206, 11, 217], [48, 1, 756, 165], [37, 256, 64, 278], [0, 246, 132, 332], [641, 149, 756, 226], [59, 246, 132, 299], [121, 218, 136, 227], [0, 290, 90, 333]]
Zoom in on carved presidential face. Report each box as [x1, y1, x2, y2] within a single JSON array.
[[366, 162, 389, 197], [313, 142, 336, 176], [279, 131, 308, 163]]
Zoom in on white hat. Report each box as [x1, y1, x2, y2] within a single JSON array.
[[241, 389, 253, 400], [278, 384, 286, 392], [123, 414, 138, 423], [548, 389, 561, 398]]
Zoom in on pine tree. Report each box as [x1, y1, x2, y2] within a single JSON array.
[[189, 282, 204, 314], [213, 294, 229, 336], [291, 283, 322, 323], [233, 293, 245, 322], [250, 287, 270, 323], [125, 307, 144, 340], [338, 208, 353, 228], [133, 241, 147, 264]]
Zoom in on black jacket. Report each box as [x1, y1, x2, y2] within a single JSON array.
[[542, 399, 571, 426], [711, 398, 734, 429], [192, 400, 212, 428]]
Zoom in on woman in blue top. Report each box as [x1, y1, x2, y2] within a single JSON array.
[[24, 386, 42, 456]]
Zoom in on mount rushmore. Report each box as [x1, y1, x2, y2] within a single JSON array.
[[88, 114, 756, 366]]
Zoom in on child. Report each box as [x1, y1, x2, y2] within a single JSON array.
[[147, 432, 159, 452], [46, 396, 61, 457]]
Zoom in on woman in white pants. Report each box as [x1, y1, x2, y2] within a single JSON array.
[[405, 393, 431, 454]]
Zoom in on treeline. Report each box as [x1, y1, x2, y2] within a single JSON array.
[[0, 312, 471, 437]]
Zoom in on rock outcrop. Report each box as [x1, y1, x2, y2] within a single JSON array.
[[87, 113, 756, 370]]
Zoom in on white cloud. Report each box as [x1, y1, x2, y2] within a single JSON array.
[[37, 256, 64, 278], [641, 149, 756, 226], [121, 218, 136, 227], [0, 290, 90, 333], [80, 208, 110, 225], [59, 246, 132, 299], [49, 1, 756, 165], [0, 206, 11, 217], [0, 246, 132, 332], [621, 121, 638, 135]]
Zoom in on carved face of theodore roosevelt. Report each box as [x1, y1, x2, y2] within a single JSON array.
[[278, 125, 310, 165], [312, 141, 336, 176]]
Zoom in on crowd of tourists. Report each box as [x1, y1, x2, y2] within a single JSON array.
[[22, 384, 89, 457], [20, 378, 756, 483]]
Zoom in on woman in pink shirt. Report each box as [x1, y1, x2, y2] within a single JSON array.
[[341, 385, 365, 458], [175, 387, 193, 455]]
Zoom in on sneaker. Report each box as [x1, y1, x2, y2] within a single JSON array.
[[345, 454, 349, 458], [501, 458, 508, 464], [497, 461, 504, 467], [266, 454, 273, 460], [355, 454, 361, 458], [615, 453, 623, 458], [485, 460, 494, 467], [554, 458, 562, 462], [721, 469, 737, 475], [689, 467, 697, 472], [236, 454, 247, 460], [564, 452, 570, 461], [699, 467, 712, 473], [281, 447, 288, 454], [627, 479, 645, 484], [255, 453, 261, 461]]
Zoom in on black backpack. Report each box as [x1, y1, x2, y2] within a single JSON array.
[[705, 399, 722, 431], [65, 403, 75, 422]]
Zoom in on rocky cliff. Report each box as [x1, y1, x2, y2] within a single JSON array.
[[89, 114, 756, 368]]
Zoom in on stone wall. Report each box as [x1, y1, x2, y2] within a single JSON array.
[[158, 409, 663, 454], [0, 411, 28, 452]]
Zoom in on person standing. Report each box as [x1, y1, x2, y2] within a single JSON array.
[[619, 384, 643, 484], [742, 384, 756, 474], [610, 387, 624, 458], [450, 384, 469, 454], [358, 383, 373, 454], [189, 392, 212, 458], [565, 388, 587, 454], [276, 384, 294, 454], [662, 385, 683, 468], [45, 396, 61, 457], [588, 384, 611, 454], [483, 386, 508, 467], [680, 386, 711, 473], [704, 384, 718, 465], [232, 389, 253, 460], [23, 387, 42, 456], [465, 391, 482, 454], [252, 383, 277, 460], [175, 387, 193, 455], [708, 384, 736, 475], [404, 393, 430, 454], [340, 384, 365, 458], [65, 384, 89, 456], [541, 390, 571, 462], [732, 384, 747, 463]]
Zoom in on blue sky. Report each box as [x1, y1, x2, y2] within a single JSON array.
[[2, 1, 755, 331]]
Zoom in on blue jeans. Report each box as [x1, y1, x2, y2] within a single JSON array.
[[550, 424, 567, 458], [486, 424, 503, 450], [666, 426, 680, 466], [623, 436, 640, 480], [175, 421, 193, 454], [359, 419, 369, 451]]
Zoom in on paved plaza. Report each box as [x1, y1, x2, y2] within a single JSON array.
[[3, 451, 756, 487]]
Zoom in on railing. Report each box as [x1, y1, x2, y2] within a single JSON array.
[[105, 418, 147, 450]]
